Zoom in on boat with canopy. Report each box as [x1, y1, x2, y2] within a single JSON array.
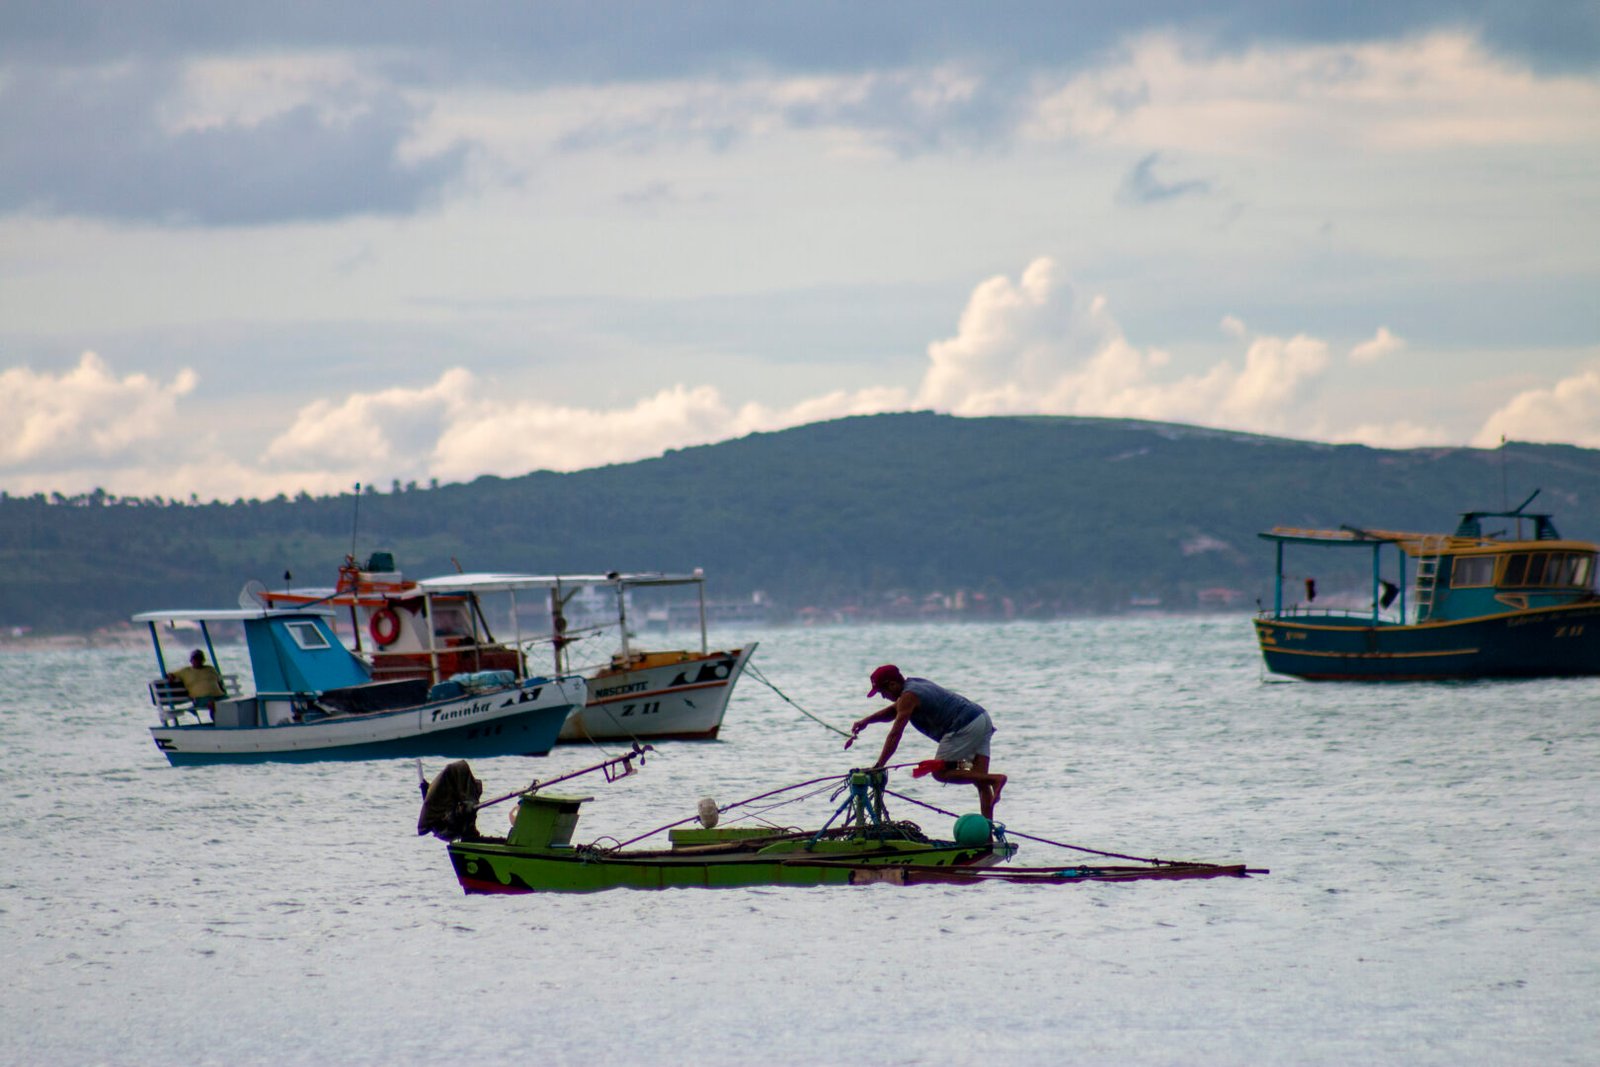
[[1254, 491, 1600, 680], [258, 555, 757, 742]]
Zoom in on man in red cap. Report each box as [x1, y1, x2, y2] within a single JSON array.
[[846, 664, 1007, 820]]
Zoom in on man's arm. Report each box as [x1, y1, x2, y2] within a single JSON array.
[[871, 693, 918, 769], [844, 705, 897, 749]]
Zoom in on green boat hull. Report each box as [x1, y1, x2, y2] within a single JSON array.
[[448, 832, 1019, 893]]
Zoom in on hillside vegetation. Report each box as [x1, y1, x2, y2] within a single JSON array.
[[4, 412, 1598, 633]]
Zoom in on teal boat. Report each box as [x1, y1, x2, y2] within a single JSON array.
[[1254, 491, 1600, 680], [419, 754, 1262, 893]]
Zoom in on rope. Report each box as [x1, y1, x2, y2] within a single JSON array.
[[746, 662, 852, 737], [881, 788, 1183, 867], [605, 771, 853, 849]]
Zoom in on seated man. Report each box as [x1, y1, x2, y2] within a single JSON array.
[[170, 649, 226, 718]]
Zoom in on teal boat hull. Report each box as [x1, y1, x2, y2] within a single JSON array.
[[1255, 601, 1600, 680]]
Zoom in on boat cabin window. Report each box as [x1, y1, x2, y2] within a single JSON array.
[[1499, 551, 1595, 589], [285, 621, 332, 650], [1502, 554, 1527, 586], [432, 604, 473, 638], [1526, 554, 1547, 585], [1450, 556, 1496, 588]]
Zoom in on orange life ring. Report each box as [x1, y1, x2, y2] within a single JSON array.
[[369, 607, 402, 646]]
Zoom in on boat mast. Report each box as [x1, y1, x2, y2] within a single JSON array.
[[549, 582, 568, 676], [614, 577, 631, 661], [695, 568, 708, 655]]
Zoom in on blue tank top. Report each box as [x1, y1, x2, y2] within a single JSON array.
[[903, 678, 984, 741]]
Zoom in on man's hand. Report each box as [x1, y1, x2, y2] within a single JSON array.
[[843, 721, 864, 750]]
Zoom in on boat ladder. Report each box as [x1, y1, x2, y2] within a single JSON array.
[[1412, 536, 1449, 621]]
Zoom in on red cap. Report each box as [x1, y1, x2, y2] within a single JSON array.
[[868, 664, 904, 697]]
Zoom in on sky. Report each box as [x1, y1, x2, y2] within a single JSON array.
[[2, 2, 1598, 501]]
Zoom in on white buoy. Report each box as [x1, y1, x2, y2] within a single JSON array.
[[697, 797, 719, 828]]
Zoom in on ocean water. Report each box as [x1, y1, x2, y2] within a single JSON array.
[[3, 615, 1597, 1066]]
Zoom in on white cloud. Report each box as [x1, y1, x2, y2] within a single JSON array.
[[0, 352, 197, 465], [913, 256, 1330, 434], [263, 368, 473, 472], [1, 266, 1588, 500], [261, 372, 912, 487], [1350, 326, 1404, 364], [1474, 368, 1600, 447], [1024, 32, 1600, 155], [1335, 419, 1450, 449]]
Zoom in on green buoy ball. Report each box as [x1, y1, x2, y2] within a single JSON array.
[[952, 813, 992, 845]]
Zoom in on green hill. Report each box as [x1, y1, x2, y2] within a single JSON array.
[[4, 412, 1598, 633]]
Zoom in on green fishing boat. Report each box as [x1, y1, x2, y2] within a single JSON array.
[[418, 749, 1264, 893]]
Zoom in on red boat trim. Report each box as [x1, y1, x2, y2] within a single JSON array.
[[1263, 646, 1479, 660]]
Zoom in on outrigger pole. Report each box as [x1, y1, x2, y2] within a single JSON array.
[[475, 742, 655, 810]]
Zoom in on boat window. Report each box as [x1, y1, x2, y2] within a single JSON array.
[[1501, 553, 1528, 586], [433, 604, 473, 638], [1525, 553, 1547, 585], [285, 621, 332, 650], [1550, 553, 1585, 588], [1451, 556, 1496, 587], [1575, 555, 1594, 588]]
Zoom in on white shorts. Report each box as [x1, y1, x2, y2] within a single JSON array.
[[935, 712, 994, 763]]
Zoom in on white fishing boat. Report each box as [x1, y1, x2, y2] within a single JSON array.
[[136, 605, 586, 765], [257, 556, 757, 742]]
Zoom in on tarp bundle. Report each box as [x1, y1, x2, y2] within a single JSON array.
[[417, 760, 485, 841]]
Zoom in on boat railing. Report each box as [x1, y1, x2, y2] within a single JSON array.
[[148, 674, 241, 725], [1260, 605, 1407, 625]]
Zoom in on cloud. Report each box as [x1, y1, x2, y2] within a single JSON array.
[[1474, 368, 1600, 447], [0, 59, 469, 225], [256, 371, 911, 489], [1118, 152, 1212, 204], [1336, 420, 1450, 448], [7, 4, 1593, 82], [0, 262, 1582, 500], [0, 352, 197, 467], [250, 257, 1352, 491], [914, 257, 1331, 433], [553, 65, 1022, 158], [1024, 32, 1600, 154], [1350, 326, 1404, 363], [5, 24, 1596, 228]]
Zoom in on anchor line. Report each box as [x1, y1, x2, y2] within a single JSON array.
[[746, 663, 853, 737], [880, 788, 1200, 868]]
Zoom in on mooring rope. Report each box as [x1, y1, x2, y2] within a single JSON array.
[[746, 662, 852, 737], [881, 788, 1185, 866]]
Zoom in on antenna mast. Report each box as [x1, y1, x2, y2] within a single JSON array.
[[350, 482, 362, 560]]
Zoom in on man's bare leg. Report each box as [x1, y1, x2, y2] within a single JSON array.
[[933, 758, 1004, 820]]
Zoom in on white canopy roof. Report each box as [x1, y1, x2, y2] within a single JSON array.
[[411, 571, 706, 596], [132, 607, 337, 623]]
